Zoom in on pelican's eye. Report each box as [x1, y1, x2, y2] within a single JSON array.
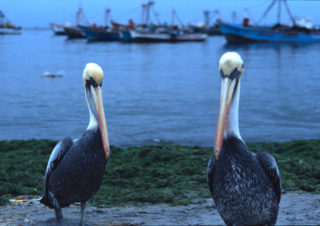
[[220, 68, 242, 80], [86, 77, 100, 88], [229, 68, 242, 80]]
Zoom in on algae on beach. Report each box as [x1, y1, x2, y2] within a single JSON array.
[[0, 139, 319, 207]]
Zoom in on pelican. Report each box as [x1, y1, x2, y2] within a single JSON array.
[[207, 52, 281, 225], [40, 63, 110, 225]]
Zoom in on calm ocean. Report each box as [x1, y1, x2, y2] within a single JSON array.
[[0, 30, 319, 146]]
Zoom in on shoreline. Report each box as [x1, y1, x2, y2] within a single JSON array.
[[2, 136, 320, 148], [0, 139, 319, 207], [0, 192, 319, 225]]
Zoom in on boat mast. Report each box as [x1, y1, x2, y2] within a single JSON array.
[[171, 9, 184, 27], [146, 1, 154, 24], [0, 11, 4, 25], [105, 9, 111, 27], [141, 4, 146, 24], [258, 0, 296, 26], [152, 9, 160, 25], [204, 10, 210, 26], [214, 10, 221, 23], [277, 0, 281, 24], [257, 0, 277, 25], [76, 8, 90, 26], [232, 11, 240, 23], [283, 0, 296, 25]]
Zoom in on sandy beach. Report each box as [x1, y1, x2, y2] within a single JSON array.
[[0, 192, 319, 225]]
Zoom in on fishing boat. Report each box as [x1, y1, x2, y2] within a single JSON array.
[[0, 11, 21, 35], [188, 10, 222, 36], [218, 23, 320, 43], [78, 9, 120, 41], [51, 8, 89, 38], [64, 26, 86, 39], [119, 29, 132, 41], [127, 26, 207, 42], [189, 23, 221, 36], [116, 1, 157, 42], [64, 8, 89, 39], [112, 20, 135, 41], [175, 32, 208, 42], [128, 26, 170, 42], [219, 0, 320, 43], [121, 4, 207, 43], [0, 24, 21, 35], [169, 10, 208, 41], [50, 23, 68, 36], [79, 25, 120, 41]]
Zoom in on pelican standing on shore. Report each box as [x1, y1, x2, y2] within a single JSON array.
[[207, 52, 281, 225], [40, 63, 110, 225]]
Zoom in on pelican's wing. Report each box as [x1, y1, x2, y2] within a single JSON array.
[[44, 137, 73, 192], [256, 150, 281, 203], [207, 154, 216, 197]]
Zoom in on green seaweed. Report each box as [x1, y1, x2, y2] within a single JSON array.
[[0, 139, 319, 207]]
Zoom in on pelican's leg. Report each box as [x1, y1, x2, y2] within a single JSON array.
[[80, 202, 86, 226], [49, 192, 63, 222]]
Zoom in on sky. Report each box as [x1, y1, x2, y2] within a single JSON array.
[[1, 0, 320, 28]]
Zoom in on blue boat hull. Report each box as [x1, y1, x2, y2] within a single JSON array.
[[79, 26, 120, 41], [119, 29, 132, 42], [219, 23, 320, 43]]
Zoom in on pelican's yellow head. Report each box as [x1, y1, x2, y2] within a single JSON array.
[[83, 63, 104, 85], [219, 52, 244, 78]]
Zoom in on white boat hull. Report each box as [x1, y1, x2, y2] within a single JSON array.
[[128, 29, 207, 42], [130, 30, 171, 42], [176, 33, 208, 41], [50, 23, 67, 35], [0, 27, 21, 35]]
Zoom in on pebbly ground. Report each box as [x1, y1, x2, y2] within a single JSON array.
[[0, 192, 319, 226]]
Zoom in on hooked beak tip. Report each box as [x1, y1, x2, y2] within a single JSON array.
[[105, 150, 110, 159], [214, 150, 220, 159]]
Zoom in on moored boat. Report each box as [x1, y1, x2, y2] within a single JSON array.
[[218, 23, 320, 43], [64, 8, 89, 39], [119, 29, 132, 41], [51, 7, 89, 38], [112, 20, 135, 42], [189, 24, 221, 36], [79, 25, 120, 41], [175, 33, 208, 42], [219, 0, 320, 44], [79, 9, 121, 41], [127, 26, 207, 43], [121, 4, 208, 43], [0, 11, 21, 35], [0, 25, 21, 35], [50, 23, 68, 36], [128, 26, 171, 42], [188, 10, 222, 36], [64, 26, 86, 39]]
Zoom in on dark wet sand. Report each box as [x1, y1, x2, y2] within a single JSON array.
[[0, 192, 319, 225]]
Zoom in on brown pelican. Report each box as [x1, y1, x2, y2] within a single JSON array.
[[207, 52, 281, 225], [40, 63, 110, 225]]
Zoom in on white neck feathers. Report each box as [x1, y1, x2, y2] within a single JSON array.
[[85, 88, 98, 130], [225, 82, 242, 141], [87, 105, 98, 130]]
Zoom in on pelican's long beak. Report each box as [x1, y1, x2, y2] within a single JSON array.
[[90, 85, 110, 159], [213, 52, 244, 159], [214, 78, 237, 159]]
